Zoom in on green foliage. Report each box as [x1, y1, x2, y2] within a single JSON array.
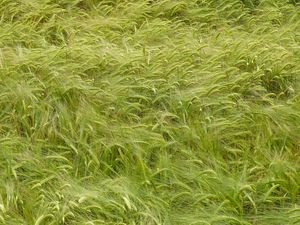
[[0, 0, 300, 224]]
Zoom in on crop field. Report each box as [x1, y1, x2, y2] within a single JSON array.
[[0, 0, 300, 224]]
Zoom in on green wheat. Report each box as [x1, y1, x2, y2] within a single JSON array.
[[0, 0, 300, 224]]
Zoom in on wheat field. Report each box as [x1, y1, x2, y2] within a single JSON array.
[[0, 0, 300, 224]]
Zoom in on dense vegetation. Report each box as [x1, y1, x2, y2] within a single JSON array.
[[0, 0, 300, 224]]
